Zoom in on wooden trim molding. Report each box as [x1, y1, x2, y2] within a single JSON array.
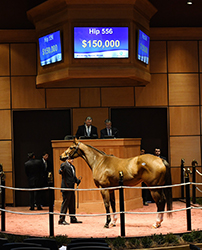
[[0, 30, 36, 43], [150, 27, 202, 41], [0, 27, 202, 43]]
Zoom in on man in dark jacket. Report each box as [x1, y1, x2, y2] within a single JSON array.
[[100, 119, 119, 139], [75, 116, 98, 139], [154, 148, 167, 161], [58, 158, 82, 225], [41, 152, 53, 206], [25, 152, 44, 210], [41, 152, 51, 187]]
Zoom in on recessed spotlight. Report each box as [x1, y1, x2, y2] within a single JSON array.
[[187, 1, 193, 4]]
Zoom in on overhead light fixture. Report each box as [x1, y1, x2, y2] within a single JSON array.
[[187, 0, 193, 4]]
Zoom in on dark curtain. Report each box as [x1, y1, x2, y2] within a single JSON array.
[[111, 108, 168, 159]]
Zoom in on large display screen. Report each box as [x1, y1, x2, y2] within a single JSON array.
[[38, 30, 62, 66], [74, 27, 128, 58], [137, 29, 150, 65]]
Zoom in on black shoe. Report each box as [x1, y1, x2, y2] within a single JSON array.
[[29, 207, 34, 210], [37, 206, 43, 210], [58, 220, 69, 225], [190, 244, 200, 250], [143, 201, 148, 206], [70, 218, 82, 223]]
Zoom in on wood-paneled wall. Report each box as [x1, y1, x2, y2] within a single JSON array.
[[1, 28, 202, 204], [149, 31, 202, 198]]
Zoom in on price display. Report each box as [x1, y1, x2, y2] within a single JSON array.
[[74, 27, 128, 58], [39, 30, 62, 66], [137, 30, 150, 65]]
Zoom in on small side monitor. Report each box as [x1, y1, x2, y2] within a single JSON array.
[[39, 30, 62, 66], [137, 29, 150, 65]]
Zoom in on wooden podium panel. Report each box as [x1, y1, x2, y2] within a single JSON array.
[[52, 138, 142, 213]]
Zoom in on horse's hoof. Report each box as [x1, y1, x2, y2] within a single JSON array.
[[110, 223, 116, 227], [152, 223, 161, 229], [104, 224, 109, 228]]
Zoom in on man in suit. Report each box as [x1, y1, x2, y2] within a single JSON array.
[[25, 152, 44, 210], [41, 152, 53, 205], [42, 152, 51, 187], [75, 116, 98, 139], [58, 158, 82, 225], [100, 119, 119, 139], [154, 148, 167, 161]]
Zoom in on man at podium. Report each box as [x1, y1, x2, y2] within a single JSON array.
[[75, 116, 98, 139], [100, 119, 119, 139]]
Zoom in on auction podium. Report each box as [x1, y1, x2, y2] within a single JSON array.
[[52, 138, 142, 213]]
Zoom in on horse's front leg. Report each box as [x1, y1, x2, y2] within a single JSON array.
[[100, 189, 111, 228], [110, 190, 117, 227]]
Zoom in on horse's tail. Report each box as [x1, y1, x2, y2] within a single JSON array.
[[163, 159, 173, 217]]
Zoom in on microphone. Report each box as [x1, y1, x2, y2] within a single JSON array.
[[92, 134, 98, 139], [113, 129, 119, 139]]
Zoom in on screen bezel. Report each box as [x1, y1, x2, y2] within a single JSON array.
[[38, 30, 63, 67]]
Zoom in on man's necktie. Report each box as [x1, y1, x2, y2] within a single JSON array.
[[70, 164, 75, 176]]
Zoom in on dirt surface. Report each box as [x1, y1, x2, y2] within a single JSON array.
[[1, 201, 202, 238]]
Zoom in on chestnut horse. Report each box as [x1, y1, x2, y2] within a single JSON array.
[[60, 138, 172, 228]]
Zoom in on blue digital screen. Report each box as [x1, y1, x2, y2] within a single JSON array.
[[137, 30, 150, 65], [74, 27, 128, 58], [39, 30, 62, 66]]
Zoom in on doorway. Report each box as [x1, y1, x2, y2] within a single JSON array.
[[13, 109, 71, 206]]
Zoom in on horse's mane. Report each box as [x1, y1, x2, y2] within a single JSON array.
[[86, 144, 110, 156]]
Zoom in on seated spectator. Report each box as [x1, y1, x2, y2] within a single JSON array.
[[100, 119, 119, 139], [76, 116, 98, 139]]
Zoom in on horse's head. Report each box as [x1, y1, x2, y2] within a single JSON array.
[[60, 138, 81, 161]]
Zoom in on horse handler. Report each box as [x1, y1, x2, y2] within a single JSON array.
[[58, 158, 82, 225]]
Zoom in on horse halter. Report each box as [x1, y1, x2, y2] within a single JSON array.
[[69, 142, 81, 159]]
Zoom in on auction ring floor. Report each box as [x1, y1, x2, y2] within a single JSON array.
[[1, 201, 202, 238]]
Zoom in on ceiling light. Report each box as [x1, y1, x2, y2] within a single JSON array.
[[187, 1, 193, 4]]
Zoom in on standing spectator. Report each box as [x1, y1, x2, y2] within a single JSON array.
[[41, 152, 53, 205], [75, 116, 98, 139], [25, 152, 44, 210], [42, 152, 50, 187], [154, 148, 167, 160], [58, 158, 82, 225], [140, 149, 145, 155]]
